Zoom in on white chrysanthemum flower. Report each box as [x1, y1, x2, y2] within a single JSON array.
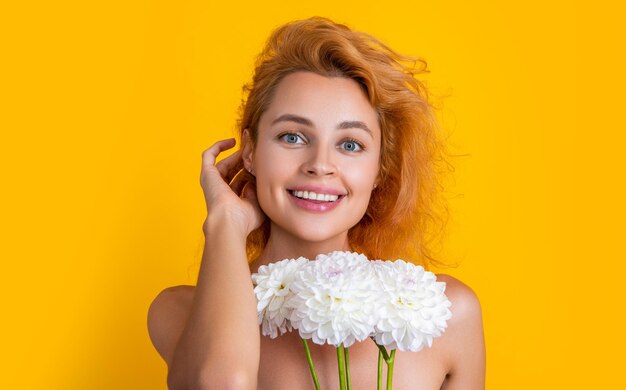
[[288, 251, 379, 348], [251, 257, 309, 338], [372, 260, 452, 352]]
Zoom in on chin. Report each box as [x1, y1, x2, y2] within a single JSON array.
[[294, 224, 344, 243], [272, 216, 361, 247]]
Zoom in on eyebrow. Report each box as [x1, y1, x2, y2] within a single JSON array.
[[271, 114, 373, 137], [337, 120, 372, 136], [271, 114, 313, 127]]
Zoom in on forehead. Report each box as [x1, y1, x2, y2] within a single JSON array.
[[259, 72, 380, 135]]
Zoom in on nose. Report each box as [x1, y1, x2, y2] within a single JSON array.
[[301, 144, 337, 177]]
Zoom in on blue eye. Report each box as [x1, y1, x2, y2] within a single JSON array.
[[280, 133, 304, 144], [340, 140, 363, 152]]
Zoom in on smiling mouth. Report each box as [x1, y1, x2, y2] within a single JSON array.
[[288, 190, 344, 202]]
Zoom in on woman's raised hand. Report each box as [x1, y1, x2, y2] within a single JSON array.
[[200, 138, 265, 237]]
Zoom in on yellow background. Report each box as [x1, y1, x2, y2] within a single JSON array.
[[1, 0, 620, 389]]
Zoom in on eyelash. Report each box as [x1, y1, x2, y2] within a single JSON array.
[[278, 132, 306, 144], [339, 138, 365, 152], [277, 132, 365, 152]]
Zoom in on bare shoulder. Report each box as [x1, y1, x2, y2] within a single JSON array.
[[147, 285, 196, 366], [435, 274, 486, 389], [436, 274, 482, 323]]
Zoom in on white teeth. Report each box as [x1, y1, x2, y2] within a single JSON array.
[[292, 190, 339, 202]]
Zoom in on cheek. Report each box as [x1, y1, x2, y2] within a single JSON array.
[[349, 159, 380, 190], [253, 169, 274, 204], [252, 155, 291, 207]]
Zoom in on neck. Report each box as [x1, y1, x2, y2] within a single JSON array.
[[250, 223, 352, 271]]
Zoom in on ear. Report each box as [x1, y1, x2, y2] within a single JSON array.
[[241, 129, 254, 172]]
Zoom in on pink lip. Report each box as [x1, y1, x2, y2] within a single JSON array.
[[287, 188, 345, 213]]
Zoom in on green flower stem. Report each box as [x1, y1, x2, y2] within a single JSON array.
[[337, 344, 347, 390], [377, 349, 383, 390], [301, 339, 320, 390], [374, 343, 396, 390], [375, 343, 391, 362], [344, 346, 351, 390], [386, 350, 396, 390]]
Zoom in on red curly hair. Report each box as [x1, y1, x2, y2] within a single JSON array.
[[237, 17, 451, 269]]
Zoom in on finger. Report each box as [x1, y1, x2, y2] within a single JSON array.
[[242, 182, 265, 228], [242, 181, 258, 202], [200, 139, 238, 187], [229, 168, 253, 195], [201, 138, 237, 171], [215, 149, 243, 180]]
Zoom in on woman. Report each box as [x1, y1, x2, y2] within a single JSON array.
[[148, 17, 485, 390]]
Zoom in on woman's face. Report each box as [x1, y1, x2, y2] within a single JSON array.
[[246, 71, 381, 247]]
